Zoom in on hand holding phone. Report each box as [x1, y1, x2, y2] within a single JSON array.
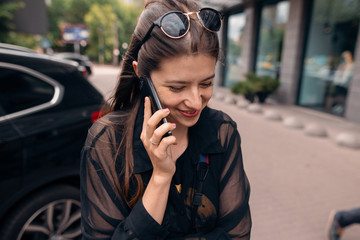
[[139, 76, 172, 137]]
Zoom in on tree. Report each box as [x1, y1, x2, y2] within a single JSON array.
[[84, 1, 141, 63], [47, 0, 94, 51], [85, 4, 117, 63], [0, 0, 141, 61], [0, 1, 25, 42], [46, 0, 141, 62], [112, 1, 142, 57]]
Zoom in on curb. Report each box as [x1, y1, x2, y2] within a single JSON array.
[[214, 92, 360, 150]]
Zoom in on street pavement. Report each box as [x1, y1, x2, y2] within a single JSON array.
[[90, 64, 360, 240], [209, 91, 360, 240]]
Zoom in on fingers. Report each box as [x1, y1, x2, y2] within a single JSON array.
[[152, 122, 175, 142], [143, 97, 170, 135], [142, 97, 152, 132], [140, 97, 177, 177], [141, 97, 175, 147], [149, 123, 176, 150], [156, 135, 177, 153]]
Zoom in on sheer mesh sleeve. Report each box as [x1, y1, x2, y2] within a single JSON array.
[[80, 119, 167, 240], [214, 116, 251, 239]]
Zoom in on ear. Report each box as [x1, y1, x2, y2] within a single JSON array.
[[132, 61, 140, 77]]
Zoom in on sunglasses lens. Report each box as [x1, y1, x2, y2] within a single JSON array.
[[199, 9, 221, 32], [161, 12, 189, 38]]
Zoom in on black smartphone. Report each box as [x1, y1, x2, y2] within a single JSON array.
[[139, 75, 172, 137]]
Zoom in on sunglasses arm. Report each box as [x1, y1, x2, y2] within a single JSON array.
[[140, 21, 159, 47]]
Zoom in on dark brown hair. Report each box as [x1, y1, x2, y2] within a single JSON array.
[[104, 0, 220, 207]]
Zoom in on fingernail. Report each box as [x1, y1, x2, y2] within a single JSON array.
[[144, 97, 147, 103], [172, 123, 176, 128], [164, 108, 170, 112]]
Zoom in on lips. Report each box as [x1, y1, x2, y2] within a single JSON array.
[[178, 109, 200, 118]]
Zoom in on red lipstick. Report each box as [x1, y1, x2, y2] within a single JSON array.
[[179, 110, 200, 118]]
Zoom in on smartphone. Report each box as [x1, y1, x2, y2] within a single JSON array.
[[139, 75, 172, 137]]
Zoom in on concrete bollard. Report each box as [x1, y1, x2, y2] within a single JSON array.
[[304, 123, 328, 137], [247, 104, 263, 114], [335, 133, 360, 149], [264, 110, 282, 121], [237, 100, 249, 109], [283, 117, 304, 129], [224, 96, 236, 104]]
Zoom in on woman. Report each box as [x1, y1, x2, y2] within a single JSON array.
[[80, 0, 251, 239]]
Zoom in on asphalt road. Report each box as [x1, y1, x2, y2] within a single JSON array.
[[88, 64, 121, 100], [89, 64, 360, 240]]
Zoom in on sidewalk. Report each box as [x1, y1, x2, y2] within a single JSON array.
[[212, 87, 360, 149], [209, 88, 360, 240]]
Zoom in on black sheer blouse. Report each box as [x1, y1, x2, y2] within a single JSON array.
[[80, 104, 251, 239]]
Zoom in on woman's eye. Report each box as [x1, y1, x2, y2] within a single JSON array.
[[169, 86, 184, 92], [201, 81, 213, 88]]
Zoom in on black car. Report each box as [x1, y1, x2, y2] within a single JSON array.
[[0, 46, 104, 240], [54, 52, 93, 76], [0, 43, 35, 53]]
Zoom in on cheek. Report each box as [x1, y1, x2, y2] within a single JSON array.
[[202, 88, 213, 102], [158, 87, 213, 108], [158, 92, 181, 108]]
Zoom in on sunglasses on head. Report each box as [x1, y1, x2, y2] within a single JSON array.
[[140, 8, 223, 47]]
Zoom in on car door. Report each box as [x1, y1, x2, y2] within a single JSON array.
[[0, 66, 31, 209], [0, 62, 66, 196]]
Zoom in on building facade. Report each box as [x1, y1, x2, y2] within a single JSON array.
[[214, 0, 360, 123]]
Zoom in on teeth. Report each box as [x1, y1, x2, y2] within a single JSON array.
[[184, 110, 196, 114]]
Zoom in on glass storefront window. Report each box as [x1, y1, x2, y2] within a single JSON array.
[[298, 0, 359, 116], [255, 1, 289, 79], [224, 12, 246, 87]]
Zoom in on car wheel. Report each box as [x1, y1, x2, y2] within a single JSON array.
[[0, 185, 81, 240]]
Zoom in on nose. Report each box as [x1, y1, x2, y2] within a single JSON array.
[[184, 87, 202, 110]]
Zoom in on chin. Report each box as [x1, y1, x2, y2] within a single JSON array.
[[178, 115, 201, 128]]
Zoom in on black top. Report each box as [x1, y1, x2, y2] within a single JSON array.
[[80, 102, 251, 239]]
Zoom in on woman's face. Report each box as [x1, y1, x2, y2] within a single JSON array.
[[150, 54, 216, 129]]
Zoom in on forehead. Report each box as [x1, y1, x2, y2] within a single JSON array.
[[153, 54, 216, 81]]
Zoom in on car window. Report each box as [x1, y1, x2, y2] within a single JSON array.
[[0, 67, 55, 116]]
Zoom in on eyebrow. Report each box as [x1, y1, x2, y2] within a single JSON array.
[[164, 74, 215, 84]]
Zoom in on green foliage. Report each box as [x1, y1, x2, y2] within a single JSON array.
[[0, 0, 145, 63], [46, 0, 141, 62], [85, 4, 117, 62], [231, 72, 279, 102], [255, 75, 280, 93], [231, 80, 256, 95], [0, 1, 25, 42], [2, 32, 39, 49]]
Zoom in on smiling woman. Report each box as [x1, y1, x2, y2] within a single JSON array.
[[80, 0, 251, 239], [144, 54, 216, 130]]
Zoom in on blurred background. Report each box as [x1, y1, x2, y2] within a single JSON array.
[[2, 0, 360, 120], [0, 0, 360, 239]]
